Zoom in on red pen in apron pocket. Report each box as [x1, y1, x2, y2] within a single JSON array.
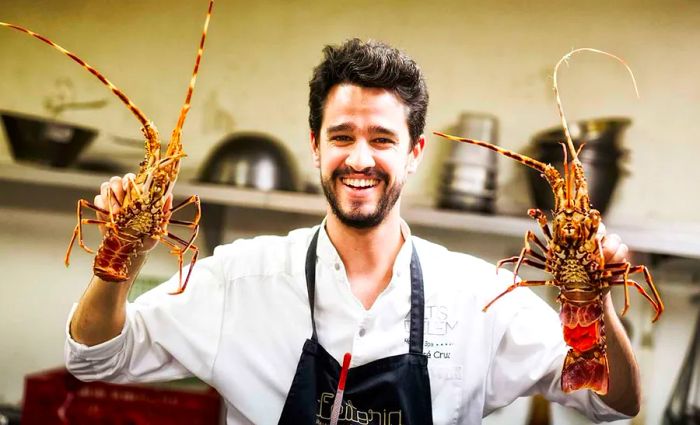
[[329, 352, 352, 425]]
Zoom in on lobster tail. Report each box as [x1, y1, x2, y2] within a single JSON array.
[[559, 300, 608, 394], [562, 348, 609, 395]]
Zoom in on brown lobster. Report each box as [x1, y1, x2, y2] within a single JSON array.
[[435, 48, 663, 395], [1, 0, 215, 294]]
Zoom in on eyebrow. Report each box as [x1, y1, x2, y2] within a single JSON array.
[[326, 123, 399, 138]]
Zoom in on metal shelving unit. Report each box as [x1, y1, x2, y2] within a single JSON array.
[[2, 161, 700, 259]]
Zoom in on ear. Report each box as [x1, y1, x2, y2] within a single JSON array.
[[310, 131, 320, 168], [407, 135, 425, 174]]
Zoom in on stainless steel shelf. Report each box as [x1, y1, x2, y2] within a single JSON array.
[[2, 161, 699, 259]]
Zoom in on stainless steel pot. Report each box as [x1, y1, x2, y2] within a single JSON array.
[[438, 112, 499, 213], [527, 117, 631, 215], [198, 132, 299, 191], [197, 132, 299, 253]]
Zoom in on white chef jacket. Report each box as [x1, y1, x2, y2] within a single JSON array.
[[65, 221, 629, 424]]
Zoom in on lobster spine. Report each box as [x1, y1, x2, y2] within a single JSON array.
[[560, 299, 609, 394]]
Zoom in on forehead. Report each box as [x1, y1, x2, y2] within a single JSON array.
[[321, 84, 409, 134]]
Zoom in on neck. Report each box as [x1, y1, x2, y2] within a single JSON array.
[[325, 205, 405, 309]]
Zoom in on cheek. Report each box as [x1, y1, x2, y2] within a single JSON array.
[[319, 152, 344, 176]]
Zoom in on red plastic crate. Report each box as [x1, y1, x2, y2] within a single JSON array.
[[22, 368, 221, 425]]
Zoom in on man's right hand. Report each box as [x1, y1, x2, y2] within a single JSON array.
[[94, 174, 172, 253]]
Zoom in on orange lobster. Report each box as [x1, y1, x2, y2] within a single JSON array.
[[1, 0, 214, 294], [435, 48, 664, 394]]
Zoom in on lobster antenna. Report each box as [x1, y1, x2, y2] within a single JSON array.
[[559, 141, 573, 208], [172, 0, 214, 139], [433, 131, 550, 174], [553, 47, 640, 163], [0, 22, 151, 128]]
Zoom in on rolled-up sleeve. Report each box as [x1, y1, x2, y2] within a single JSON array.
[[64, 250, 229, 385]]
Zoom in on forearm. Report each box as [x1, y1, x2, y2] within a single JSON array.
[[598, 293, 641, 416], [69, 253, 148, 346]]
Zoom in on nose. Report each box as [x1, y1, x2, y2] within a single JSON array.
[[345, 139, 375, 171]]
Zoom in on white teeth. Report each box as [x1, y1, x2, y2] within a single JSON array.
[[342, 178, 379, 188]]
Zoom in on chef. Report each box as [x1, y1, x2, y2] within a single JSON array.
[[66, 38, 639, 424]]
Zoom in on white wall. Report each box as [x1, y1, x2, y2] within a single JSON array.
[[1, 0, 699, 220]]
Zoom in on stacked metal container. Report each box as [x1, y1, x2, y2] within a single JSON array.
[[438, 112, 499, 213]]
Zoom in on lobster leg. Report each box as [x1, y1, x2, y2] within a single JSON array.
[[483, 280, 554, 312], [624, 265, 664, 322], [160, 230, 200, 295], [501, 231, 549, 282], [497, 256, 546, 272], [528, 208, 553, 240], [607, 279, 660, 316], [602, 261, 630, 269], [65, 199, 112, 266], [168, 195, 201, 228]]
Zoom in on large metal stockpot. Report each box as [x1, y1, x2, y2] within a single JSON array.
[[526, 117, 631, 215]]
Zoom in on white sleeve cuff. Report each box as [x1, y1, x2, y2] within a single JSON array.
[[587, 391, 634, 423], [64, 302, 129, 361]]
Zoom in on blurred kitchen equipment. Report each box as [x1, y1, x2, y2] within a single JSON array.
[[526, 117, 630, 215], [22, 367, 220, 425], [664, 302, 700, 425], [1, 110, 97, 168], [198, 132, 299, 191], [197, 132, 299, 253], [438, 112, 498, 213], [0, 404, 20, 425]]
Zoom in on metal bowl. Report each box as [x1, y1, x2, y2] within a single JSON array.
[[1, 110, 97, 168], [198, 132, 299, 192]]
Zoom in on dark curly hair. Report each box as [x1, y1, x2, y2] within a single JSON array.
[[308, 39, 428, 149]]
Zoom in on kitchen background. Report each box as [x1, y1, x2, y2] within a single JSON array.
[[1, 0, 699, 423]]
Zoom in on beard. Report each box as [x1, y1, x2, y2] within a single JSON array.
[[321, 166, 403, 229]]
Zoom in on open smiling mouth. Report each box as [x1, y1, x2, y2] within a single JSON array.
[[341, 177, 380, 190]]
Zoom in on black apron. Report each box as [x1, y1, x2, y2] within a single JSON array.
[[278, 229, 433, 425]]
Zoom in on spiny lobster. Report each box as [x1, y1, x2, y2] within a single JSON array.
[[1, 0, 215, 294], [435, 48, 664, 395]]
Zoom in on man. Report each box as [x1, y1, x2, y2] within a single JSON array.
[[66, 39, 639, 424]]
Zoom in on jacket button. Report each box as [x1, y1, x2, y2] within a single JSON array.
[[358, 328, 366, 337]]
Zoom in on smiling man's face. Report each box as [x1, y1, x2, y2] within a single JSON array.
[[311, 83, 423, 229]]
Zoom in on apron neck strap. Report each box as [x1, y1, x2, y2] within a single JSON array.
[[408, 244, 425, 354], [305, 229, 320, 341], [305, 227, 426, 354]]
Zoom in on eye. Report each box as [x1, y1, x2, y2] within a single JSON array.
[[330, 134, 353, 143], [373, 137, 396, 145]]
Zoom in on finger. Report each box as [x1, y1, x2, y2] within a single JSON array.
[[596, 221, 607, 240], [603, 233, 623, 262], [122, 173, 136, 190], [611, 242, 629, 263], [94, 194, 104, 216], [109, 176, 124, 210], [95, 194, 107, 232], [99, 182, 110, 215], [164, 193, 173, 212]]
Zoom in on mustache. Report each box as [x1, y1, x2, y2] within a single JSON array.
[[331, 167, 388, 182]]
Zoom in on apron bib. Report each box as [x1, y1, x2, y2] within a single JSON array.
[[278, 229, 433, 425]]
